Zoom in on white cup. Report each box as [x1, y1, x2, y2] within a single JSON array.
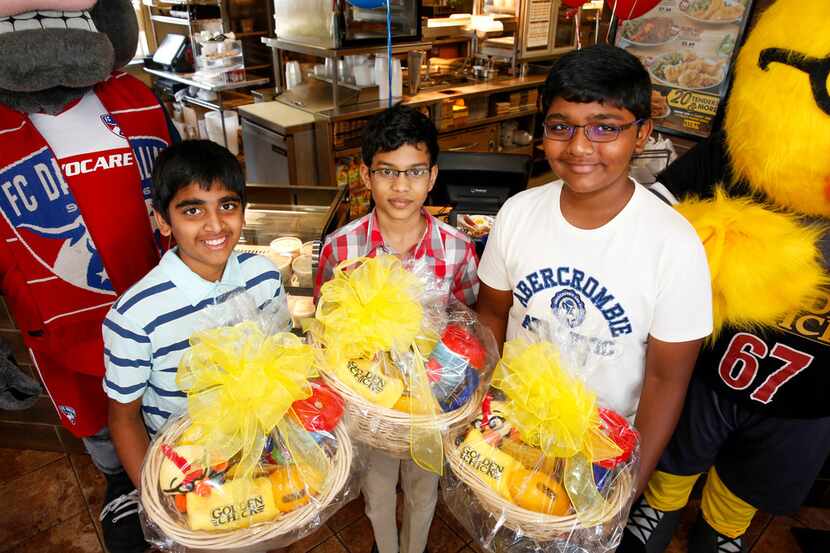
[[354, 63, 372, 87], [292, 254, 314, 288], [270, 236, 302, 258], [285, 61, 302, 89], [337, 59, 351, 82]]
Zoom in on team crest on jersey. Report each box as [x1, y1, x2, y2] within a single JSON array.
[[58, 405, 77, 425], [551, 289, 586, 328], [100, 114, 125, 138], [0, 147, 113, 294]]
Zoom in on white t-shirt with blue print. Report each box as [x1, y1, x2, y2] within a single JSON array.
[[478, 179, 713, 418], [102, 249, 287, 434]]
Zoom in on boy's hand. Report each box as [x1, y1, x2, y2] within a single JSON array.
[[634, 335, 703, 497], [108, 397, 150, 489]]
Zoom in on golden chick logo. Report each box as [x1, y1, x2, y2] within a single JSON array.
[[724, 0, 830, 217], [778, 288, 830, 345]]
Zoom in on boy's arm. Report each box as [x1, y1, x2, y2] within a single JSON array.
[[102, 309, 154, 488], [452, 241, 480, 307], [109, 397, 150, 488], [476, 282, 513, 351], [634, 336, 702, 497]]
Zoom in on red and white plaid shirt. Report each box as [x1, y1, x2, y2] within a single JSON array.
[[314, 209, 479, 305]]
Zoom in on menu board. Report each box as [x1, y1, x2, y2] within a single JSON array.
[[614, 0, 754, 138]]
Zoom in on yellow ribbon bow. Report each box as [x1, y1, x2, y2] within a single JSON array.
[[177, 322, 328, 500]]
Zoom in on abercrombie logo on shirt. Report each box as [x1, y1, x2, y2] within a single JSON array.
[[514, 266, 632, 338]]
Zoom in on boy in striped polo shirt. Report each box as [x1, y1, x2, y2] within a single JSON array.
[[104, 140, 287, 491]]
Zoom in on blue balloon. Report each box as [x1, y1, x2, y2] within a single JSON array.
[[346, 0, 387, 9]]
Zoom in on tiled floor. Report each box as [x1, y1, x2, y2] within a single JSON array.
[[0, 447, 826, 553]]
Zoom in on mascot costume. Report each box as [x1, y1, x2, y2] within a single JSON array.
[[0, 1, 175, 551], [619, 1, 830, 552]]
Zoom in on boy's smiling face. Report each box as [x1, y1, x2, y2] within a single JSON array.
[[154, 181, 244, 282], [543, 97, 651, 197], [360, 143, 437, 224]]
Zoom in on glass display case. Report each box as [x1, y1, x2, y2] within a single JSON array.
[[234, 189, 347, 291], [234, 193, 347, 326]]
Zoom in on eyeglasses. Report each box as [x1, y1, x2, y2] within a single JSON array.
[[370, 167, 431, 181], [759, 48, 830, 116], [543, 119, 644, 143]]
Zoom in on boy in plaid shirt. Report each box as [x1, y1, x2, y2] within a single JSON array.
[[315, 104, 479, 553]]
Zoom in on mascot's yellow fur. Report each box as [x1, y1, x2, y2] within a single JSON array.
[[677, 0, 830, 334], [620, 2, 830, 553]]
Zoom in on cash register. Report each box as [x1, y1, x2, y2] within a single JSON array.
[[429, 151, 531, 255]]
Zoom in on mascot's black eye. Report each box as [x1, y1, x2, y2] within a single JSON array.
[[759, 48, 830, 116]]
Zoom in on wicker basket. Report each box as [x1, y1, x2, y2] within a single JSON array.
[[141, 416, 354, 552], [444, 428, 633, 542], [321, 369, 483, 458]]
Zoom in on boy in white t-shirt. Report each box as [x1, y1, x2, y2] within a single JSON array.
[[476, 44, 713, 498]]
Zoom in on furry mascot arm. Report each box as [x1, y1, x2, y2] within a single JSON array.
[[675, 189, 827, 336]]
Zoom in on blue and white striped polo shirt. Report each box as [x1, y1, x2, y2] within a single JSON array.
[[103, 249, 286, 434]]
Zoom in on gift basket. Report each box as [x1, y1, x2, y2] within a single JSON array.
[[140, 292, 359, 552], [309, 255, 499, 474], [442, 323, 640, 552]]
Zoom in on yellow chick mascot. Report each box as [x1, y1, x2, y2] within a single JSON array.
[[618, 1, 830, 552]]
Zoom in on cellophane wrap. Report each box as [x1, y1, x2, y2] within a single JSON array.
[[442, 320, 640, 552], [139, 291, 362, 552], [308, 255, 499, 475]]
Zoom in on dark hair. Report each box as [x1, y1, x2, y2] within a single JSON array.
[[541, 44, 651, 121], [151, 140, 246, 221], [361, 104, 439, 167]]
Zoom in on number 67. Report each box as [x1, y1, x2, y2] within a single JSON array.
[[718, 333, 814, 404]]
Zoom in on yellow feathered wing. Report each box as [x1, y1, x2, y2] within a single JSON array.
[[675, 189, 828, 336]]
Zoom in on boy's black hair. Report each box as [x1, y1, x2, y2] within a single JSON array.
[[542, 44, 652, 121], [151, 140, 246, 221], [361, 104, 439, 167]]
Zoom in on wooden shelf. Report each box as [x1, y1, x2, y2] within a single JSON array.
[[438, 108, 537, 133]]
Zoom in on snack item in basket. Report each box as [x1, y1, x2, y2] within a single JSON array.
[[335, 357, 405, 408], [393, 393, 438, 415], [292, 381, 344, 432], [459, 427, 521, 499], [186, 477, 278, 531], [426, 324, 486, 411], [269, 464, 324, 512], [507, 467, 570, 516], [499, 435, 558, 476], [159, 445, 232, 496]]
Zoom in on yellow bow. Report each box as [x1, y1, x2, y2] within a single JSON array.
[[177, 323, 325, 491]]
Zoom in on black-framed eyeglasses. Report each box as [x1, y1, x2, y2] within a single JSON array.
[[369, 167, 431, 181], [759, 48, 830, 116], [543, 119, 644, 143]]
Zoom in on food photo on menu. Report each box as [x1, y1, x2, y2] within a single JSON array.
[[614, 0, 753, 138]]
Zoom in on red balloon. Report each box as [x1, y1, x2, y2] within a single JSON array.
[[562, 0, 589, 7], [605, 0, 661, 21]]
